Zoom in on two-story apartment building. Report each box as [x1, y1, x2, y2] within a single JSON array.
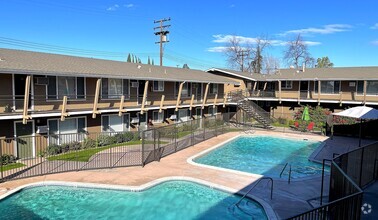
[[207, 67, 378, 118], [0, 48, 238, 158]]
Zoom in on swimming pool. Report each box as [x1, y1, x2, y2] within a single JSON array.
[[0, 180, 268, 220], [193, 136, 326, 179]]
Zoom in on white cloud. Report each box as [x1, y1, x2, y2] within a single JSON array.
[[370, 23, 378, 29], [279, 24, 352, 36], [207, 46, 228, 52], [371, 40, 378, 45], [124, 4, 134, 8], [107, 4, 119, 11]]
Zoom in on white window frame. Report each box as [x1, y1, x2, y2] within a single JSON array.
[[101, 78, 130, 100], [101, 113, 130, 132], [281, 81, 293, 89], [153, 81, 164, 92], [47, 116, 87, 145], [175, 82, 191, 97], [208, 106, 217, 116], [357, 80, 378, 96], [314, 80, 341, 95], [210, 84, 219, 94], [46, 76, 86, 101], [152, 110, 164, 123]]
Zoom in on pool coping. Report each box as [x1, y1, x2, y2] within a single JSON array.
[[0, 176, 278, 220], [187, 134, 328, 182]]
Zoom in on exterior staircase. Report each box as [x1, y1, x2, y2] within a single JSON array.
[[229, 90, 274, 129]]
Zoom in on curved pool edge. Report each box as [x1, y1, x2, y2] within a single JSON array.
[[0, 176, 278, 220], [188, 134, 328, 183]]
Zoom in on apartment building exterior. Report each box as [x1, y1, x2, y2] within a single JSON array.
[[207, 67, 378, 118], [0, 48, 238, 158]]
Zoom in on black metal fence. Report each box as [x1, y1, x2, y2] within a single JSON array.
[[288, 141, 378, 219], [0, 112, 247, 182]]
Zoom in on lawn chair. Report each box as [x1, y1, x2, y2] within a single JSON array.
[[290, 121, 300, 130]]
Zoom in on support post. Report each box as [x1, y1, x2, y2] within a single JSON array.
[[363, 80, 367, 104], [92, 78, 101, 119], [159, 95, 165, 113], [189, 94, 195, 110], [175, 82, 185, 111], [202, 83, 210, 109], [22, 75, 31, 124], [140, 80, 149, 114], [213, 94, 218, 107], [223, 94, 227, 108], [298, 81, 301, 104], [278, 80, 282, 104], [118, 95, 126, 116], [318, 80, 321, 105], [60, 96, 69, 121], [339, 91, 343, 107]]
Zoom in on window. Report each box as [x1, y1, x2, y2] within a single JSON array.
[[177, 109, 190, 122], [48, 117, 86, 144], [314, 81, 340, 94], [195, 107, 202, 118], [47, 76, 85, 100], [153, 81, 164, 92], [101, 78, 130, 99], [152, 110, 164, 123], [175, 82, 191, 97], [102, 114, 130, 132], [281, 81, 292, 89], [208, 106, 217, 116], [357, 81, 378, 95], [210, 84, 218, 94]]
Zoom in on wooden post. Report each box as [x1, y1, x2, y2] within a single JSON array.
[[61, 96, 68, 121], [189, 94, 195, 110], [318, 80, 321, 105], [223, 94, 227, 108], [213, 94, 218, 107], [339, 91, 343, 106], [22, 75, 31, 124], [159, 95, 165, 113], [252, 81, 257, 96], [175, 82, 185, 111], [118, 95, 126, 116], [140, 80, 149, 114], [202, 83, 210, 109], [298, 81, 301, 104], [263, 82, 267, 91], [363, 80, 367, 104], [278, 80, 282, 104], [92, 78, 101, 119]]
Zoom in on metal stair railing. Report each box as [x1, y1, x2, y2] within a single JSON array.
[[233, 177, 274, 208], [279, 162, 292, 184]]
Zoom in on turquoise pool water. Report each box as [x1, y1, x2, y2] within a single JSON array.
[[0, 181, 267, 220], [194, 136, 326, 178]]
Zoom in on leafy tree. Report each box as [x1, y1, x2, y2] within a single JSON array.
[[283, 34, 314, 68], [147, 56, 151, 65], [126, 53, 131, 62], [131, 54, 135, 63], [316, 56, 334, 68], [152, 59, 155, 65], [182, 63, 190, 69]]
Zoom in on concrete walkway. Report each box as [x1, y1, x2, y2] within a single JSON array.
[[0, 131, 361, 219]]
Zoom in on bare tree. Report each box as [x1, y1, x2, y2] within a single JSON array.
[[225, 35, 270, 73], [264, 55, 281, 74], [283, 34, 314, 68]]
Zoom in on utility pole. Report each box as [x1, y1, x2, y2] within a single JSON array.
[[237, 50, 249, 72], [154, 17, 171, 66]]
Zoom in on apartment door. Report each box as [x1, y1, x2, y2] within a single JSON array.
[[300, 81, 309, 99], [14, 74, 32, 110], [14, 121, 35, 159], [138, 80, 146, 105], [193, 83, 202, 102], [138, 112, 148, 131]]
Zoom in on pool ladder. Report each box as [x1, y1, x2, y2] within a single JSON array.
[[279, 162, 292, 184], [233, 177, 274, 207]]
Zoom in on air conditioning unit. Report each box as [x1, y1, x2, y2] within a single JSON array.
[[131, 82, 139, 88], [35, 77, 49, 85], [131, 117, 139, 124], [169, 115, 177, 120]]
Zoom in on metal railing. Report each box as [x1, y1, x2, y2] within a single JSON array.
[[288, 142, 378, 219], [279, 162, 292, 184]]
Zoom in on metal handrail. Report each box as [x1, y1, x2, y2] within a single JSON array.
[[279, 162, 292, 184], [279, 162, 289, 178], [234, 177, 274, 208]]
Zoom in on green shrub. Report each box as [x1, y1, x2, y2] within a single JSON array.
[[96, 135, 118, 146], [1, 154, 17, 165], [122, 132, 135, 142], [82, 138, 96, 149], [47, 144, 62, 155], [114, 133, 125, 143], [68, 141, 81, 151]]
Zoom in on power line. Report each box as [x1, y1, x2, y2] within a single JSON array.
[[154, 18, 171, 66]]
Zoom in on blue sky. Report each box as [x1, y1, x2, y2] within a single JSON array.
[[0, 0, 377, 70]]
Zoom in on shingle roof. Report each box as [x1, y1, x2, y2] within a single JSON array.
[[207, 67, 378, 81], [0, 48, 239, 84]]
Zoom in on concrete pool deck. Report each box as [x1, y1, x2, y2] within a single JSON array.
[[0, 131, 370, 219]]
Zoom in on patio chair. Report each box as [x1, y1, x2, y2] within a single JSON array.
[[307, 122, 315, 131]]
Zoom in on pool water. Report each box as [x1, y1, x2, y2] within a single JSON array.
[[194, 136, 327, 178], [0, 181, 267, 220]]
